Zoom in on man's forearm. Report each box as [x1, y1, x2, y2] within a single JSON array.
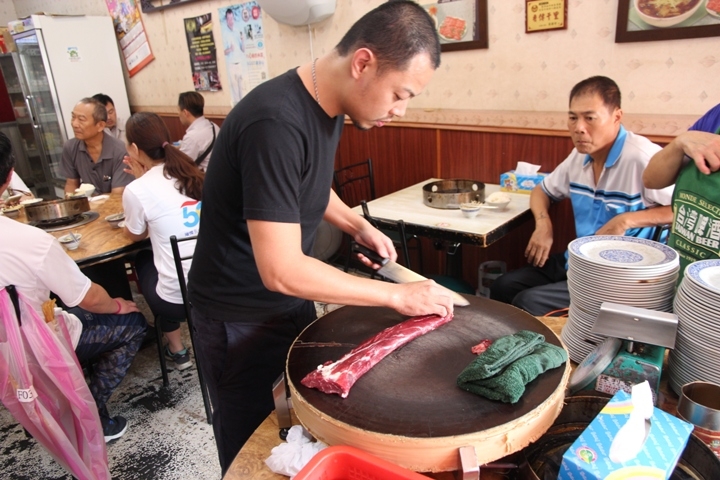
[[643, 140, 686, 189], [64, 178, 80, 195], [620, 205, 673, 230]]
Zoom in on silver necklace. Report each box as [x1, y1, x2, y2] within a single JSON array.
[[311, 58, 320, 105]]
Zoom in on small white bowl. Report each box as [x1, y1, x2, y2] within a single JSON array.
[[2, 204, 22, 217], [634, 0, 702, 28], [20, 198, 43, 206], [74, 183, 96, 198], [484, 199, 511, 211], [106, 212, 125, 228], [460, 203, 482, 219], [59, 233, 82, 250]]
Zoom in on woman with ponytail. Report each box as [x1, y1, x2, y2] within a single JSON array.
[[122, 112, 204, 371]]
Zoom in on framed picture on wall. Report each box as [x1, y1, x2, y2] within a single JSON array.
[[422, 0, 488, 51], [616, 0, 720, 43]]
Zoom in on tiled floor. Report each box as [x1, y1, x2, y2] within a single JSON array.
[[0, 287, 222, 480]]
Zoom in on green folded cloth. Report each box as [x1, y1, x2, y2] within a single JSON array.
[[457, 330, 544, 383], [457, 342, 568, 403]]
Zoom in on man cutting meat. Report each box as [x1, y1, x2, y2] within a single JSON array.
[[188, 1, 451, 473]]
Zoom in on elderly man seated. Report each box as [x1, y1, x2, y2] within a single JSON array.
[[177, 91, 220, 171], [490, 76, 674, 316], [0, 132, 147, 441], [62, 97, 133, 196]]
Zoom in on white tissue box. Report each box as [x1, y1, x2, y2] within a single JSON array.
[[558, 390, 693, 480], [500, 170, 546, 194]]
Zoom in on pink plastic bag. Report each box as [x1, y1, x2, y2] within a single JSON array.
[[0, 287, 110, 480]]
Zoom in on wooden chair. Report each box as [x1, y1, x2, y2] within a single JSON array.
[[334, 158, 423, 272], [169, 235, 213, 425]]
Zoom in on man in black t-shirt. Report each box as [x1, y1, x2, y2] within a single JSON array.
[[188, 2, 450, 472]]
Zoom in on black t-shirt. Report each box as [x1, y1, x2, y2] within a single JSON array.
[[188, 68, 344, 322]]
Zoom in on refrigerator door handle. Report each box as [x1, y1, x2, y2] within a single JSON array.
[[25, 95, 41, 129]]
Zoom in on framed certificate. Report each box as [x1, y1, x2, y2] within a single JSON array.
[[526, 0, 567, 33]]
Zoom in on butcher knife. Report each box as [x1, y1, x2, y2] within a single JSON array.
[[352, 244, 470, 306]]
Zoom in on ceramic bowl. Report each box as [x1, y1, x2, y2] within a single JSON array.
[[74, 183, 96, 198], [106, 212, 125, 228], [634, 0, 702, 28], [484, 199, 511, 211], [484, 192, 512, 211], [460, 203, 482, 219], [59, 233, 82, 250], [2, 204, 22, 217]]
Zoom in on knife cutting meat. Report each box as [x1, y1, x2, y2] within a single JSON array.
[[352, 244, 470, 307]]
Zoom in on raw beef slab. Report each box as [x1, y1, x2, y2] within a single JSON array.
[[301, 313, 454, 398]]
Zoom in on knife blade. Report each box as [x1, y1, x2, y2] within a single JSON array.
[[352, 244, 470, 306]]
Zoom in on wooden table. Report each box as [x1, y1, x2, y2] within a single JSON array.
[[223, 316, 568, 480], [354, 180, 532, 248], [13, 194, 149, 268]]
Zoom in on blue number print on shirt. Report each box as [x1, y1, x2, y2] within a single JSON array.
[[182, 200, 202, 228]]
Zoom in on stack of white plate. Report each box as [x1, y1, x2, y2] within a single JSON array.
[[668, 259, 720, 394], [562, 236, 679, 363]]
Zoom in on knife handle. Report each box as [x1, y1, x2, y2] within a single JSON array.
[[351, 243, 389, 266]]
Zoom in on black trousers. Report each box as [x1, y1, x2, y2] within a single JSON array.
[[135, 249, 184, 333], [190, 301, 317, 475], [489, 252, 570, 316]]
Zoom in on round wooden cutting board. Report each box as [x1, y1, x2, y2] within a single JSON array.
[[287, 295, 570, 472]]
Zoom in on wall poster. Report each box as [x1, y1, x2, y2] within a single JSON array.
[[184, 13, 221, 92], [105, 0, 155, 76], [218, 1, 269, 106]]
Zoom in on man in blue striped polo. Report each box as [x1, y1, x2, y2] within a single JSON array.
[[491, 76, 674, 316]]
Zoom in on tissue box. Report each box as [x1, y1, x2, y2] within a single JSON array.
[[500, 170, 546, 194], [559, 390, 693, 480]]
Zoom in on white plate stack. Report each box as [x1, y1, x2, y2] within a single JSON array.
[[668, 259, 720, 395], [562, 235, 679, 363]]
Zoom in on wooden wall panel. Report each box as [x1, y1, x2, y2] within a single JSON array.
[[335, 126, 437, 198]]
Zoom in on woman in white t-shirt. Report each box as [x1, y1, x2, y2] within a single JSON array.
[[122, 112, 204, 371]]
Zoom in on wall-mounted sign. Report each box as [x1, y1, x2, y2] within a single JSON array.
[[105, 0, 154, 76], [526, 0, 567, 33], [184, 13, 221, 92]]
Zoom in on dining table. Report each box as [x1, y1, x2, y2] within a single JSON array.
[[354, 179, 532, 248], [11, 193, 148, 267], [352, 179, 532, 276], [10, 193, 150, 299]]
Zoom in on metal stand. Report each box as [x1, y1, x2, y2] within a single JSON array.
[[273, 373, 293, 440]]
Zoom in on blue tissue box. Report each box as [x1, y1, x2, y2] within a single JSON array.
[[558, 390, 693, 480], [500, 170, 546, 194]]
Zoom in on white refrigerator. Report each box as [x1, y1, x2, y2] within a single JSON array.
[[9, 15, 130, 198]]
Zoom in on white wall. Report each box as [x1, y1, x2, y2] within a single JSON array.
[[12, 0, 720, 122], [0, 0, 17, 27]]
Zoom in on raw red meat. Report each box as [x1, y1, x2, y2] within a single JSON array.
[[301, 313, 454, 398], [471, 339, 493, 355]]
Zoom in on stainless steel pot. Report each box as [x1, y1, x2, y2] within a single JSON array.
[[422, 179, 485, 209], [24, 197, 90, 224]]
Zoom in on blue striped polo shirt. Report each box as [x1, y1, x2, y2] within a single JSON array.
[[541, 125, 673, 242]]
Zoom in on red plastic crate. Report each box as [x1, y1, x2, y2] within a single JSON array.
[[294, 445, 430, 480]]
